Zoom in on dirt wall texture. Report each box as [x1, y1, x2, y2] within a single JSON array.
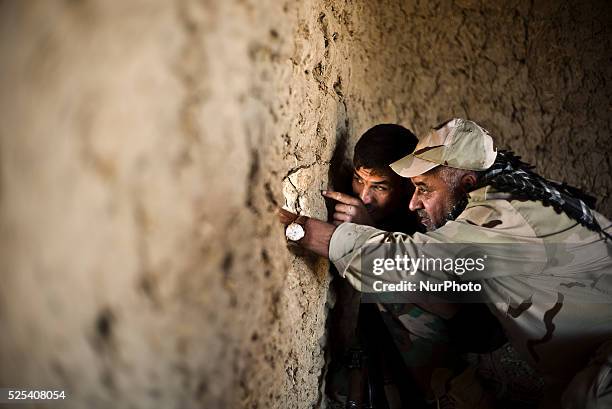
[[0, 1, 610, 409]]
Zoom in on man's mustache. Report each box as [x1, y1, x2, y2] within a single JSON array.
[[416, 209, 429, 221]]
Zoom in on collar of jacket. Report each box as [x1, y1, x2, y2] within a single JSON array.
[[467, 185, 515, 203]]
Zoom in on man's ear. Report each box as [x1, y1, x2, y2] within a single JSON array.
[[460, 173, 478, 192]]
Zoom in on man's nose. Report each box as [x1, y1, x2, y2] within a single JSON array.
[[409, 192, 422, 211], [359, 187, 372, 204]]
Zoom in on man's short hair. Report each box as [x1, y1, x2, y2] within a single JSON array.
[[353, 124, 418, 171], [432, 166, 482, 191]]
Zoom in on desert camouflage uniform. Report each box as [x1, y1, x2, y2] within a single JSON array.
[[330, 185, 612, 408]]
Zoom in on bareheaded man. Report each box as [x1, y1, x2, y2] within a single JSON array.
[[325, 124, 459, 408]]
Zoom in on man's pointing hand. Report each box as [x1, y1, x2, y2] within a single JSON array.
[[322, 190, 374, 226]]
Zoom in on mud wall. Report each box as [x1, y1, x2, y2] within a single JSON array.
[[0, 1, 610, 409]]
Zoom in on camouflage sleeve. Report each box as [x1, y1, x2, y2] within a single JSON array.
[[329, 217, 549, 294], [328, 222, 387, 275], [329, 222, 455, 291]]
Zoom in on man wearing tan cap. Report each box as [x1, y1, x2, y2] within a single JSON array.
[[390, 118, 496, 232], [279, 118, 612, 408]]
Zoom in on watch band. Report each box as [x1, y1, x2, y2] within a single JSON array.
[[293, 215, 308, 227]]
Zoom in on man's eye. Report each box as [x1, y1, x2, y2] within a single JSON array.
[[353, 176, 363, 184], [374, 186, 387, 191]]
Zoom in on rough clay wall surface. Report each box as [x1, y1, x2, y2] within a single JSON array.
[[0, 1, 610, 409]]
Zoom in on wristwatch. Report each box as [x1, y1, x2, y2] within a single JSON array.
[[285, 216, 308, 242]]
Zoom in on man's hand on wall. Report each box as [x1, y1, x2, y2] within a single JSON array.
[[322, 190, 374, 226], [278, 207, 299, 226], [277, 208, 336, 258]]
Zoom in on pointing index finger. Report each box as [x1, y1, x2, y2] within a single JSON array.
[[322, 190, 361, 206]]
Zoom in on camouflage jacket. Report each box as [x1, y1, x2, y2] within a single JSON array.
[[329, 185, 612, 382]]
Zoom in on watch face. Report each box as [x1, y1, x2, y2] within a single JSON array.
[[286, 222, 305, 241]]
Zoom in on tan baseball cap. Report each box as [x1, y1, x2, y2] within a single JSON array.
[[390, 118, 497, 178]]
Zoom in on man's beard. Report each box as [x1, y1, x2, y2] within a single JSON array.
[[415, 209, 435, 231], [417, 193, 469, 232]]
